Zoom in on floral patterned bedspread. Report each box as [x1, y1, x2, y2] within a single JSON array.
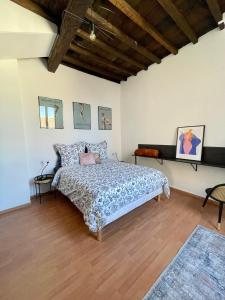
[[52, 160, 170, 232]]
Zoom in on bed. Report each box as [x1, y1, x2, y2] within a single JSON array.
[[52, 159, 170, 241]]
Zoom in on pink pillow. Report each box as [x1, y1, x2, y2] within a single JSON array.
[[79, 153, 96, 166]]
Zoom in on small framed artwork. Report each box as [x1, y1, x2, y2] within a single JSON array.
[[176, 125, 205, 161], [38, 96, 63, 129], [73, 102, 91, 130], [98, 106, 112, 130]]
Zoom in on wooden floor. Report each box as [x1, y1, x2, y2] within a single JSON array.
[[0, 190, 224, 300]]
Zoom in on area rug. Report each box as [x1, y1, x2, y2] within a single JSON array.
[[143, 225, 225, 299]]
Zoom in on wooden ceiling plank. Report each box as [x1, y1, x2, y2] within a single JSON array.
[[86, 8, 161, 64], [76, 29, 146, 70], [48, 0, 94, 73], [206, 0, 222, 23], [156, 0, 198, 44], [63, 55, 124, 81], [108, 0, 177, 54], [70, 43, 134, 75], [10, 0, 56, 23]]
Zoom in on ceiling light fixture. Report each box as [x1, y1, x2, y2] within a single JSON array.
[[90, 23, 96, 41]]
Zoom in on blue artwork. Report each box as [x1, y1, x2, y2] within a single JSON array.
[[73, 102, 91, 130], [176, 125, 205, 161], [179, 130, 201, 155]]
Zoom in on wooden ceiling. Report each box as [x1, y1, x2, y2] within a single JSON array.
[[12, 0, 225, 83]]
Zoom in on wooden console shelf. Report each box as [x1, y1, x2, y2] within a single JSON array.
[[134, 144, 225, 172]]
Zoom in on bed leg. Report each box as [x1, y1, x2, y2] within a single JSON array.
[[97, 230, 103, 242], [156, 194, 161, 202]]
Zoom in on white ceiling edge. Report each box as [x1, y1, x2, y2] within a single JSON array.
[[0, 0, 57, 59]]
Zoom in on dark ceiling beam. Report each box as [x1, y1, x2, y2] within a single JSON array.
[[63, 55, 124, 82], [48, 0, 94, 73], [108, 0, 177, 54], [206, 0, 224, 29], [70, 43, 134, 76], [86, 8, 161, 64], [76, 29, 146, 71], [156, 0, 198, 44], [10, 0, 56, 23], [206, 0, 222, 22]]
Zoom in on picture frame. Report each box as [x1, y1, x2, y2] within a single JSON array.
[[176, 125, 205, 161], [38, 96, 63, 129], [73, 102, 91, 130], [98, 106, 112, 130]]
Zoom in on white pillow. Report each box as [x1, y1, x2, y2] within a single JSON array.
[[55, 142, 85, 167], [86, 141, 108, 160]]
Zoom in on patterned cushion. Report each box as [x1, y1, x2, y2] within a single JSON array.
[[86, 141, 108, 159], [79, 153, 96, 166], [55, 142, 85, 167]]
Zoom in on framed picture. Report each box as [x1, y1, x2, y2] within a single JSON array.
[[176, 125, 205, 161], [38, 96, 63, 129], [73, 102, 91, 130], [98, 106, 112, 130]]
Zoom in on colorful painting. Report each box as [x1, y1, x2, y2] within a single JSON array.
[[98, 106, 112, 130], [176, 125, 205, 161], [38, 97, 63, 129], [73, 102, 91, 130]]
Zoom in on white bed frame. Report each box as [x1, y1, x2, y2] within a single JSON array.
[[96, 187, 162, 241]]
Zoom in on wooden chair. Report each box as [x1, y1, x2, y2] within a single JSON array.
[[202, 184, 225, 230]]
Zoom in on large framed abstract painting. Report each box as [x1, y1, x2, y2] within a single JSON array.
[[73, 102, 91, 130], [176, 125, 205, 161], [98, 106, 112, 130], [38, 96, 63, 129]]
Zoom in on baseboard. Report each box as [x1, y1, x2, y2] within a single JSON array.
[[0, 202, 31, 216], [171, 187, 218, 206], [170, 187, 204, 200]]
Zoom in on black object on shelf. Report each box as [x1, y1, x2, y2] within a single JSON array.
[[34, 174, 54, 204], [134, 144, 225, 171]]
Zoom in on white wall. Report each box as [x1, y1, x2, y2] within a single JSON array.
[[0, 59, 30, 210], [18, 58, 121, 195], [121, 28, 225, 197], [0, 0, 57, 59]]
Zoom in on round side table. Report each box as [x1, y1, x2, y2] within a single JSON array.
[[34, 174, 54, 204]]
